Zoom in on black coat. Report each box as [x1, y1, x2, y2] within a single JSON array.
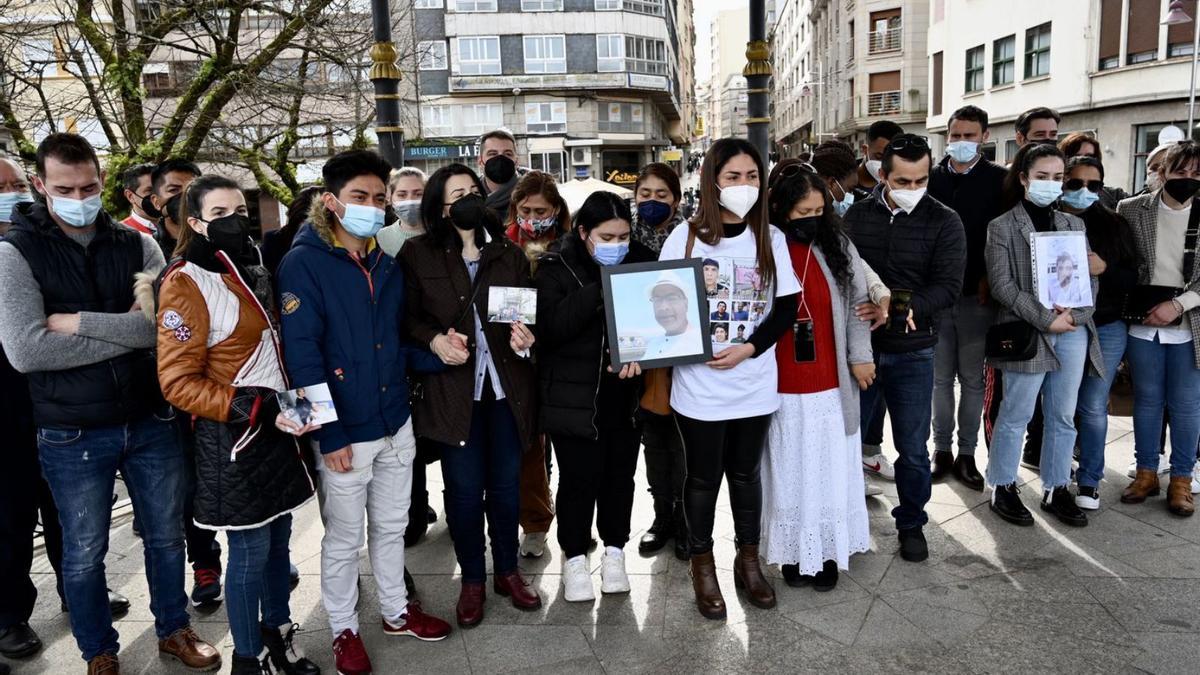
[[928, 156, 1008, 296], [534, 236, 655, 440], [845, 185, 966, 354]]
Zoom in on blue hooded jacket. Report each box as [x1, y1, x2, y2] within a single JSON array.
[[277, 217, 442, 453]]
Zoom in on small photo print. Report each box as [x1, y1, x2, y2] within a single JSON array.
[[277, 383, 338, 426], [710, 321, 730, 344], [701, 257, 731, 300], [487, 286, 537, 324], [1031, 231, 1093, 310], [733, 259, 767, 301], [729, 322, 751, 344]]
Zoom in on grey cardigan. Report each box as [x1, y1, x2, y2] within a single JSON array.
[[795, 238, 874, 436], [984, 204, 1104, 376]]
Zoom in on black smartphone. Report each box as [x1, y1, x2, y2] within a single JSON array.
[[793, 319, 816, 363], [888, 289, 913, 332]]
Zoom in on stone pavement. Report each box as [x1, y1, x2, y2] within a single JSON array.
[[10, 414, 1200, 674]]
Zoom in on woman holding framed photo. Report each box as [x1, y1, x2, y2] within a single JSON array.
[[657, 138, 800, 619], [760, 165, 875, 593], [984, 143, 1103, 528]]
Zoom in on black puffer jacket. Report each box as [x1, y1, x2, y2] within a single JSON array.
[[534, 236, 655, 439], [845, 184, 966, 354]]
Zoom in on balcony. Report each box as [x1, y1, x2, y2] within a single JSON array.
[[868, 26, 901, 54], [866, 90, 900, 116]]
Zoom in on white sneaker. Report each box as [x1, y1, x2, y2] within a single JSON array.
[[863, 453, 896, 481], [519, 531, 546, 559], [1192, 464, 1200, 495], [1126, 456, 1172, 478], [600, 547, 631, 595], [562, 555, 595, 602], [1075, 486, 1101, 511], [864, 479, 884, 497]]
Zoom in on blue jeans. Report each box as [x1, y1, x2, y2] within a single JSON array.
[[1075, 322, 1128, 488], [225, 516, 293, 658], [1127, 334, 1200, 478], [987, 330, 1088, 490], [37, 413, 189, 661], [858, 346, 936, 531], [439, 398, 522, 583]]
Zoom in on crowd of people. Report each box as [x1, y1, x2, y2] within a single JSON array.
[[0, 109, 1197, 674]]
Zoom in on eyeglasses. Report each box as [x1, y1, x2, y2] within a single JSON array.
[[1064, 178, 1103, 193], [886, 136, 930, 152]]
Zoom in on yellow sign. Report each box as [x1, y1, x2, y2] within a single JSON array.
[[694, 115, 705, 135], [661, 150, 682, 162], [605, 169, 638, 186]]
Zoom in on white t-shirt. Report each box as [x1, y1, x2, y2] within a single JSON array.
[[659, 224, 801, 421]]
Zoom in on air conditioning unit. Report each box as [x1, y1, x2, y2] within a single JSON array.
[[571, 147, 593, 165]]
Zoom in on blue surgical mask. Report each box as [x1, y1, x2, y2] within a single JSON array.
[[591, 240, 629, 266], [637, 199, 672, 227], [1061, 188, 1100, 211], [50, 194, 102, 228], [336, 198, 385, 239], [0, 191, 33, 222], [1026, 180, 1063, 208], [946, 140, 979, 164], [832, 183, 855, 217]]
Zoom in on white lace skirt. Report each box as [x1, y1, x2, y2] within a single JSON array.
[[761, 388, 871, 575]]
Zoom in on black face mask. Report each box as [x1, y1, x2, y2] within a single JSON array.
[[164, 194, 185, 226], [785, 216, 822, 244], [141, 194, 161, 220], [1164, 177, 1200, 204], [203, 214, 252, 257], [483, 155, 517, 185], [448, 193, 487, 232]]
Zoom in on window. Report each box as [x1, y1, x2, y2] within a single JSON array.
[[422, 104, 452, 136], [418, 41, 447, 70], [1168, 1, 1199, 57], [992, 35, 1014, 85], [868, 9, 901, 54], [414, 0, 442, 6], [525, 101, 566, 133], [596, 34, 624, 71], [530, 151, 565, 181], [522, 0, 561, 9], [456, 36, 500, 75], [1004, 139, 1018, 163], [1098, 0, 1121, 70], [523, 35, 566, 74], [461, 103, 502, 135], [1125, 0, 1160, 65], [1134, 122, 1200, 191], [598, 101, 644, 133], [25, 39, 58, 77], [624, 36, 667, 75], [595, 0, 662, 13], [453, 0, 496, 10], [848, 20, 855, 62], [1024, 22, 1051, 79], [964, 45, 984, 93], [595, 0, 620, 8], [931, 51, 942, 116]]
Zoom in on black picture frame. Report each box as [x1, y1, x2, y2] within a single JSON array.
[[600, 258, 713, 371]]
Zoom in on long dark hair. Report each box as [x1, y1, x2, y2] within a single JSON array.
[[174, 174, 242, 257], [422, 163, 491, 249], [1002, 143, 1065, 211], [1065, 156, 1139, 269], [575, 191, 632, 235], [767, 168, 854, 288], [692, 137, 776, 289]]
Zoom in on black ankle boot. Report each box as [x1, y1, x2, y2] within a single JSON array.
[[639, 496, 674, 553], [990, 483, 1034, 526], [813, 560, 839, 592]]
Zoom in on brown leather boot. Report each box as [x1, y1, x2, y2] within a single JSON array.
[[689, 551, 726, 620], [1120, 468, 1161, 504], [158, 626, 220, 671], [1168, 476, 1195, 517], [87, 653, 119, 675], [732, 544, 776, 609]]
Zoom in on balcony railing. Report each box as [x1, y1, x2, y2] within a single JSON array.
[[866, 90, 901, 116], [868, 27, 901, 54]]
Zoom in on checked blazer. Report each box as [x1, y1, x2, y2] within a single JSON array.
[[985, 204, 1104, 376], [1116, 190, 1200, 368]]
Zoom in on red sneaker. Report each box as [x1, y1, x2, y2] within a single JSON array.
[[332, 629, 372, 675], [382, 602, 452, 641]]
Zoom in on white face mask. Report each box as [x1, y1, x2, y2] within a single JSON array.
[[865, 160, 883, 182], [888, 187, 926, 214], [718, 184, 759, 220]]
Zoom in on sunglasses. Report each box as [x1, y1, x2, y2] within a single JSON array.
[[778, 162, 818, 178], [886, 136, 930, 152], [1064, 178, 1103, 193]]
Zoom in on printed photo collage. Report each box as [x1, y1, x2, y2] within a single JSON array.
[[701, 256, 769, 347]]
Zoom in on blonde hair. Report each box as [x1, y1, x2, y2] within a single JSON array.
[[387, 167, 427, 195]]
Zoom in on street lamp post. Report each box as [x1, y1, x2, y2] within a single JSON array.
[[1164, 0, 1198, 134], [744, 0, 772, 164], [369, 0, 404, 167]]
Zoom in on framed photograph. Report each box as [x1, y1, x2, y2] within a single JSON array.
[[1030, 231, 1093, 309], [601, 259, 713, 370], [276, 382, 338, 426], [487, 286, 537, 324]]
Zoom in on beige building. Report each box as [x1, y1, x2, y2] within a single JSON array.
[[707, 7, 751, 141]]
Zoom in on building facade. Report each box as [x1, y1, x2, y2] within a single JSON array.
[[927, 0, 1196, 192], [705, 7, 751, 144], [409, 0, 691, 187]]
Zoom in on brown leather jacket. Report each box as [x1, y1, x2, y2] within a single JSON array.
[[400, 234, 537, 449]]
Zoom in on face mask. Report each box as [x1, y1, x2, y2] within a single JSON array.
[[393, 199, 421, 226], [518, 215, 557, 236], [1145, 172, 1164, 192], [336, 199, 385, 239], [865, 160, 883, 182], [1060, 188, 1100, 211], [50, 194, 102, 228], [1164, 177, 1200, 204], [831, 183, 855, 217], [637, 199, 672, 227], [448, 193, 487, 232], [888, 187, 926, 214], [483, 155, 517, 185], [718, 184, 759, 220], [164, 194, 185, 225], [1024, 179, 1063, 207], [0, 191, 33, 222], [946, 140, 979, 164], [590, 240, 629, 266], [141, 194, 161, 220], [786, 216, 821, 243], [202, 213, 252, 256]]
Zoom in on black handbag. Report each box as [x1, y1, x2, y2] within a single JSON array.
[[985, 321, 1038, 361], [1122, 285, 1184, 325]]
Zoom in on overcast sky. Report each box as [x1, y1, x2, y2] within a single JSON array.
[[693, 0, 749, 87]]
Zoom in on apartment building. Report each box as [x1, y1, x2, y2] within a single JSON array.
[[704, 7, 750, 143]]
